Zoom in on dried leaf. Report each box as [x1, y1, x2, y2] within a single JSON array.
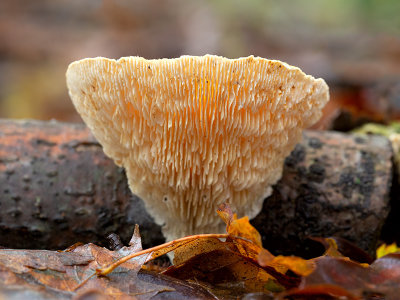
[[377, 243, 400, 259], [284, 284, 359, 300], [217, 203, 262, 247], [271, 256, 316, 277], [164, 248, 279, 297], [370, 253, 400, 286], [257, 250, 315, 277], [216, 202, 234, 228], [172, 237, 233, 266], [59, 203, 400, 299], [95, 233, 229, 276], [298, 254, 400, 300], [217, 203, 264, 262], [157, 203, 313, 295], [0, 228, 181, 299], [309, 237, 344, 258], [330, 236, 374, 264]]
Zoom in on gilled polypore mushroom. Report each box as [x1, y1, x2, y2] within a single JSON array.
[[66, 55, 329, 241]]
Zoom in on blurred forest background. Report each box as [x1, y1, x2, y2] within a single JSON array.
[[0, 0, 399, 128]]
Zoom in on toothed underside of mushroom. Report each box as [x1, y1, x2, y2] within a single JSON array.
[[66, 55, 329, 241]]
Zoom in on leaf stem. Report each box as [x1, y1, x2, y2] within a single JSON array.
[[96, 233, 229, 276], [73, 272, 96, 291]]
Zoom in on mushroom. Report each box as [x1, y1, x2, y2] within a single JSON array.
[[66, 55, 329, 241]]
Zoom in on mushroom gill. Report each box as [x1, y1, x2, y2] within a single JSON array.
[[66, 55, 329, 241]]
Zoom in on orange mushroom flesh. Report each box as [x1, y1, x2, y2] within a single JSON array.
[[66, 55, 329, 241]]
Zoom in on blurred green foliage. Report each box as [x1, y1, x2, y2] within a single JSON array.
[[211, 0, 400, 33]]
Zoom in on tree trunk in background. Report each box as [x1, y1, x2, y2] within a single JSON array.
[[0, 119, 393, 256]]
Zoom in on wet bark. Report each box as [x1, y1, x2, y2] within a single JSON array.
[[0, 119, 393, 255]]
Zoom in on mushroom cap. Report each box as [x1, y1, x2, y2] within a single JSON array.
[[66, 55, 329, 241]]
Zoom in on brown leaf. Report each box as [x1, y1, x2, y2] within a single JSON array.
[[311, 236, 373, 264], [164, 248, 281, 297], [160, 205, 307, 294], [283, 284, 360, 300], [298, 254, 400, 300], [370, 253, 400, 286], [172, 237, 234, 266], [217, 203, 265, 262], [0, 228, 177, 299], [137, 269, 217, 299], [217, 203, 262, 247], [308, 237, 344, 258]]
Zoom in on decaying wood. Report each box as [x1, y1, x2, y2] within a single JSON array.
[[0, 119, 393, 255]]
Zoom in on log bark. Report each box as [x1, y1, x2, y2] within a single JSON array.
[[252, 131, 393, 257], [0, 119, 164, 250], [0, 119, 393, 255]]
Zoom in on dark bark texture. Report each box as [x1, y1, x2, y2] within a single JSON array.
[[252, 131, 393, 257], [0, 119, 393, 255], [0, 119, 164, 250]]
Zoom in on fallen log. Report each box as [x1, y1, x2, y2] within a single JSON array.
[[0, 119, 164, 250], [0, 119, 393, 255], [252, 130, 393, 257]]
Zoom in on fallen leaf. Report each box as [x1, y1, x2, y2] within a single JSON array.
[[217, 203, 262, 247], [164, 248, 281, 297], [329, 236, 374, 264], [217, 203, 265, 261], [0, 226, 183, 299], [308, 237, 344, 258], [30, 203, 397, 299], [377, 243, 400, 259], [283, 284, 359, 300], [298, 254, 400, 300]]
